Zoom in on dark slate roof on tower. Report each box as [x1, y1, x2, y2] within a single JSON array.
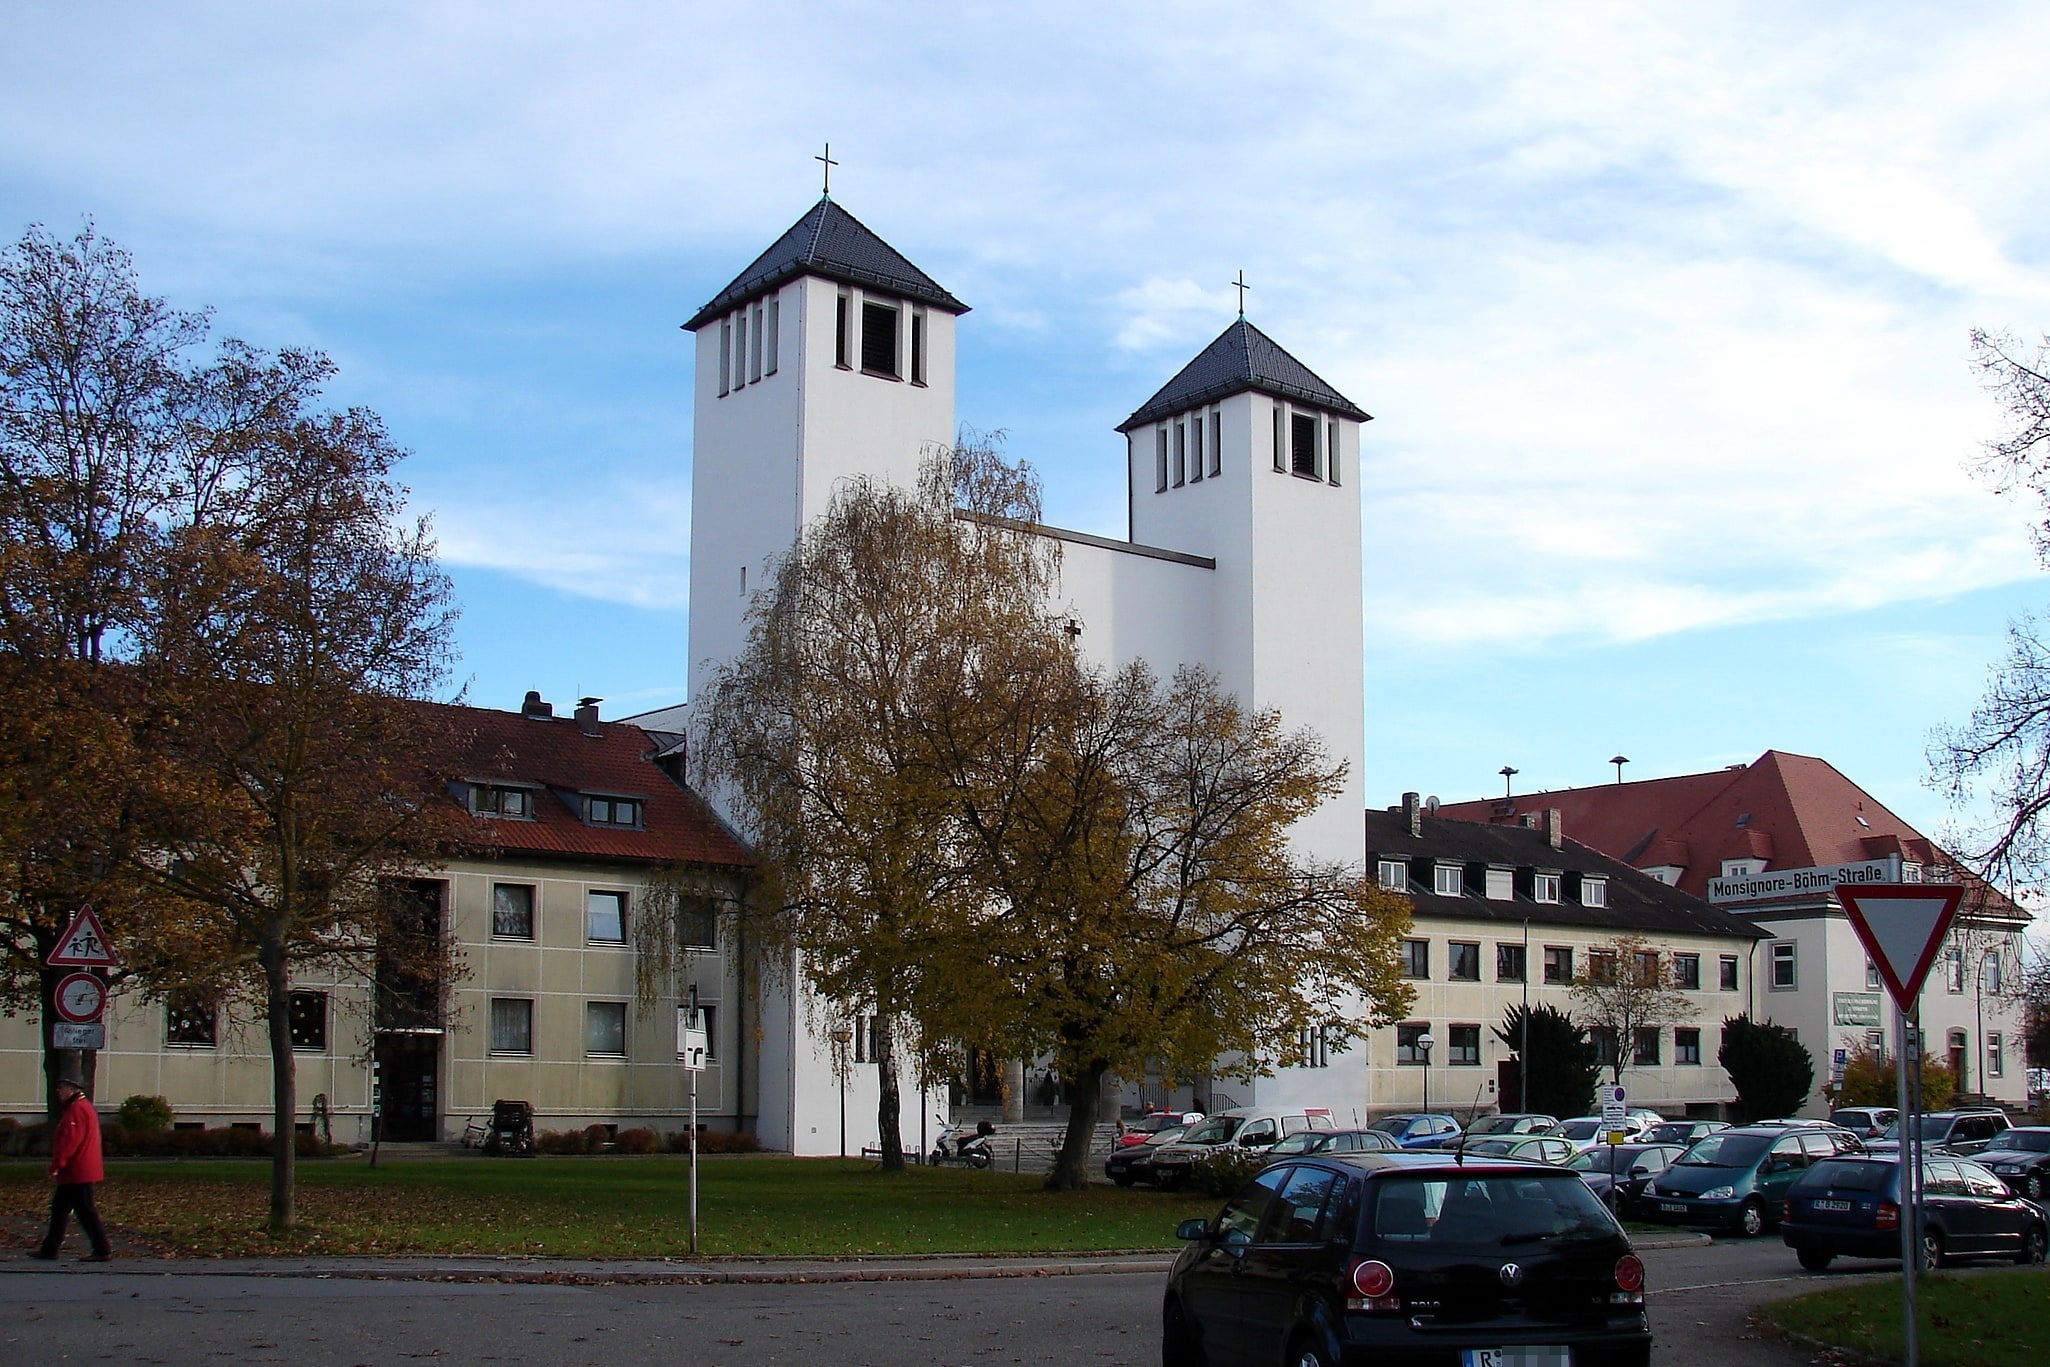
[[1117, 319, 1369, 431], [685, 198, 969, 331]]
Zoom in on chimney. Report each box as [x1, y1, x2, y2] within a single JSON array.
[[1403, 791, 1422, 838], [521, 690, 553, 720], [1545, 808, 1563, 850], [574, 696, 603, 738]]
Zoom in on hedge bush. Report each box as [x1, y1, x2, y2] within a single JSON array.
[[1189, 1149, 1268, 1197], [117, 1095, 174, 1135], [666, 1127, 762, 1155], [614, 1126, 660, 1154]]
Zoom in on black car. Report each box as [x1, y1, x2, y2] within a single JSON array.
[[1570, 1143, 1686, 1217], [1164, 1153, 1652, 1367], [1972, 1126, 2050, 1200], [1780, 1154, 2048, 1271], [1868, 1108, 2012, 1157], [1106, 1124, 1190, 1186]]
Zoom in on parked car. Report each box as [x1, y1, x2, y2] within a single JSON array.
[[1828, 1107, 1899, 1139], [1453, 1134, 1578, 1165], [1868, 1109, 2013, 1158], [1462, 1112, 1559, 1137], [1105, 1124, 1191, 1186], [1163, 1152, 1652, 1367], [1260, 1128, 1402, 1165], [1147, 1107, 1337, 1190], [1644, 1119, 1727, 1147], [1367, 1113, 1464, 1149], [1642, 1126, 1848, 1236], [1553, 1115, 1652, 1151], [1972, 1126, 2050, 1201], [1571, 1143, 1687, 1216], [1780, 1154, 2049, 1270], [1116, 1111, 1202, 1148]]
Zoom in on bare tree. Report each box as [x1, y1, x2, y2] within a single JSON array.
[[1569, 934, 1698, 1084]]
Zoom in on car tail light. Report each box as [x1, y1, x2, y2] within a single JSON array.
[[1612, 1253, 1644, 1302], [1783, 1200, 1793, 1224], [1876, 1202, 1899, 1231], [1347, 1258, 1398, 1311]]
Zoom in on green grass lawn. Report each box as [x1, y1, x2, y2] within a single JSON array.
[[0, 1155, 1218, 1259], [1760, 1267, 2050, 1367]]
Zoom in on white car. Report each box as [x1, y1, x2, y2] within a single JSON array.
[[1553, 1114, 1655, 1151]]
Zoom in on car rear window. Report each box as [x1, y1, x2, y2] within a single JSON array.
[[1987, 1131, 2050, 1154], [1679, 1133, 1770, 1167], [1367, 1173, 1615, 1249], [1796, 1159, 1890, 1192]]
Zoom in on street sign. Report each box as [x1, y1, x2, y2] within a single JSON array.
[[680, 1027, 709, 1072], [1837, 884, 1964, 1013], [53, 972, 106, 1024], [52, 1022, 105, 1050], [46, 906, 119, 968]]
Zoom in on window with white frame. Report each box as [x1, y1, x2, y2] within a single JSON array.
[[1581, 876, 1607, 907], [470, 784, 535, 819], [1866, 957, 1880, 989], [1984, 953, 2004, 994], [1298, 1024, 1330, 1069], [1534, 872, 1561, 903], [586, 889, 627, 944], [586, 1001, 628, 1057], [1433, 863, 1463, 896], [1945, 947, 1964, 992], [1484, 867, 1513, 901], [1989, 1032, 2004, 1076], [489, 998, 533, 1055], [1770, 941, 1796, 990], [1377, 859, 1408, 892]]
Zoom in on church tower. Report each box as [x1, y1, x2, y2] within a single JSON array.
[[681, 199, 967, 1155], [683, 197, 968, 702], [1111, 319, 1370, 869]]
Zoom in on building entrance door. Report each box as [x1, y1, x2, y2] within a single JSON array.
[[375, 1034, 440, 1141]]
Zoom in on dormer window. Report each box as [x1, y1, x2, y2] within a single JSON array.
[[1378, 859, 1409, 892], [585, 795, 643, 829], [470, 784, 536, 820], [1581, 875, 1608, 907], [1432, 863, 1463, 896], [1534, 872, 1561, 903], [1484, 866, 1513, 901]]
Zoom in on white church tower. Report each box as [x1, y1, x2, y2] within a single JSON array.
[[681, 200, 1373, 1147]]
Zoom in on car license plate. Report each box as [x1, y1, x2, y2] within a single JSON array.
[[1814, 1199, 1852, 1212], [1659, 1202, 1687, 1213], [1463, 1348, 1571, 1367]]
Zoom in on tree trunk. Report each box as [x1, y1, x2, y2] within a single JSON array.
[[1045, 1063, 1107, 1192], [262, 938, 296, 1232], [875, 1013, 906, 1172]]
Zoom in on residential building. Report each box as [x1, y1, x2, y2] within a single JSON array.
[[0, 694, 754, 1142], [1368, 796, 1767, 1117], [1437, 750, 2031, 1110]]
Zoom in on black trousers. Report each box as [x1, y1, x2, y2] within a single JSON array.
[[40, 1182, 110, 1257]]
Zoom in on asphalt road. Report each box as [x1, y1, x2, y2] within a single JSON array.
[[0, 1237, 1890, 1367]]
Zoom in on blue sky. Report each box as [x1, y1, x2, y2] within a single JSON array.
[[5, 1, 2048, 843]]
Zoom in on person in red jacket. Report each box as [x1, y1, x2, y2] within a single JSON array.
[[33, 1070, 110, 1262]]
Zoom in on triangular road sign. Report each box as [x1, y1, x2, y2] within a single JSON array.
[[1837, 884, 1963, 1013], [46, 905, 119, 968]]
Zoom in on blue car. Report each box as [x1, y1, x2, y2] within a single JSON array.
[[1367, 1113, 1464, 1149]]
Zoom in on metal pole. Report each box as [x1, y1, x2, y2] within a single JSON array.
[[688, 1066, 700, 1257], [1521, 920, 1531, 1112], [1895, 1006, 1916, 1367]]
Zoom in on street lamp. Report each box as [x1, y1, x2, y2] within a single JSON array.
[[1418, 1033, 1436, 1115], [830, 1026, 853, 1159]]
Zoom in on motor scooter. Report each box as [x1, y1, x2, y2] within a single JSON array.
[[930, 1118, 996, 1169]]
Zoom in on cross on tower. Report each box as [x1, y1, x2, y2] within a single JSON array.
[[1232, 270, 1250, 318], [816, 143, 840, 197]]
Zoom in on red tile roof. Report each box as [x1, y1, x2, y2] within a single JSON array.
[[418, 700, 751, 869], [1434, 750, 2018, 919]]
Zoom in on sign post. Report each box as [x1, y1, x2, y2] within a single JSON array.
[[679, 998, 709, 1258], [1837, 882, 1965, 1367], [44, 906, 118, 1082]]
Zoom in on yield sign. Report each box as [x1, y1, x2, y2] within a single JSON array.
[[46, 905, 119, 969], [1837, 884, 1963, 1014]]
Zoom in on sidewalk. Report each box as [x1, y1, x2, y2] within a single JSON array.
[[1, 1231, 1711, 1284]]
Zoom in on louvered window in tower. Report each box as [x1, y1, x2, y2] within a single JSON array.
[[862, 300, 900, 377], [1291, 412, 1318, 477]]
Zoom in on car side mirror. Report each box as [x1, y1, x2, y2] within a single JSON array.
[[1766, 1158, 1790, 1174], [1176, 1218, 1211, 1242], [1630, 1164, 1650, 1177]]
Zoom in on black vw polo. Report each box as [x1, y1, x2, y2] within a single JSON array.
[[1163, 1152, 1651, 1367]]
